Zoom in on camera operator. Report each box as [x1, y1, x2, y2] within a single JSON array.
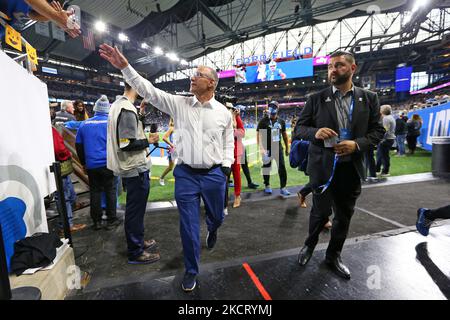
[[107, 82, 160, 265]]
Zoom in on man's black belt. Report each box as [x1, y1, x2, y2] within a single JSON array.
[[181, 163, 221, 174]]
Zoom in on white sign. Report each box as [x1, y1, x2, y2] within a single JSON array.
[[0, 50, 56, 270]]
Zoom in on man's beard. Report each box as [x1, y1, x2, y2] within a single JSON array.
[[329, 71, 351, 86]]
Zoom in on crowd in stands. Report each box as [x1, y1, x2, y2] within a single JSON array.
[[43, 78, 123, 104], [45, 74, 450, 134], [391, 87, 450, 114]]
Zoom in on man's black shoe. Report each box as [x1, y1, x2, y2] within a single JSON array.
[[104, 218, 122, 230], [325, 256, 351, 279], [298, 246, 314, 266], [206, 230, 217, 249], [182, 272, 197, 292], [93, 222, 102, 231], [248, 183, 259, 189]]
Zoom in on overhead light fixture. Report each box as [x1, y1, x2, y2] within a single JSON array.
[[154, 47, 164, 55], [118, 33, 129, 42], [412, 0, 426, 13], [95, 21, 107, 33], [141, 43, 149, 49], [180, 59, 189, 65], [404, 14, 412, 24], [166, 52, 179, 62]]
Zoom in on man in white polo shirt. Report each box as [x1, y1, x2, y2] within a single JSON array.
[[100, 44, 234, 292]]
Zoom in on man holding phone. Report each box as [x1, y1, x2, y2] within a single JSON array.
[[293, 51, 385, 279]]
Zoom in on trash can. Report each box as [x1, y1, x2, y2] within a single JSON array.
[[432, 136, 450, 178]]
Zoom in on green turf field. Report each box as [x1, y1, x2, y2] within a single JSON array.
[[119, 129, 432, 203]]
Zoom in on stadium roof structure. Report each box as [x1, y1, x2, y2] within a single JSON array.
[[17, 0, 449, 77]]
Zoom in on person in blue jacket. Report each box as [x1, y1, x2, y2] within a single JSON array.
[[75, 95, 120, 231]]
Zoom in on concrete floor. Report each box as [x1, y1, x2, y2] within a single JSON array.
[[63, 178, 450, 300]]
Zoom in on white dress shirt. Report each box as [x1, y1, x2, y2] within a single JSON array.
[[122, 65, 235, 169]]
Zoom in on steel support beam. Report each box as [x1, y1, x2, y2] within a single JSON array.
[[314, 20, 339, 57], [198, 0, 233, 33]]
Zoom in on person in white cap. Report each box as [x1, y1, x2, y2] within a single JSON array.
[[75, 95, 120, 231]]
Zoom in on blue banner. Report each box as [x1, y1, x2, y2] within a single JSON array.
[[395, 66, 413, 92], [408, 102, 450, 151]]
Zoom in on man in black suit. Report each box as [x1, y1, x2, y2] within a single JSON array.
[[293, 51, 385, 279]]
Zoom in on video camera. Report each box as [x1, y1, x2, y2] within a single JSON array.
[[216, 94, 238, 106]]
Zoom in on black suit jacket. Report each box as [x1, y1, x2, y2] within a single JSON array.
[[293, 86, 385, 186]]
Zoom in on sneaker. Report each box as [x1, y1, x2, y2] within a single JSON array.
[[280, 188, 291, 197], [159, 178, 165, 186], [416, 208, 433, 236], [264, 186, 272, 195], [380, 172, 390, 178], [181, 272, 197, 292], [144, 239, 157, 250], [128, 251, 160, 265], [248, 182, 259, 189], [224, 208, 228, 216], [206, 230, 217, 249]]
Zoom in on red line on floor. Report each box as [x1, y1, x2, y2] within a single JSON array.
[[242, 262, 272, 300]]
